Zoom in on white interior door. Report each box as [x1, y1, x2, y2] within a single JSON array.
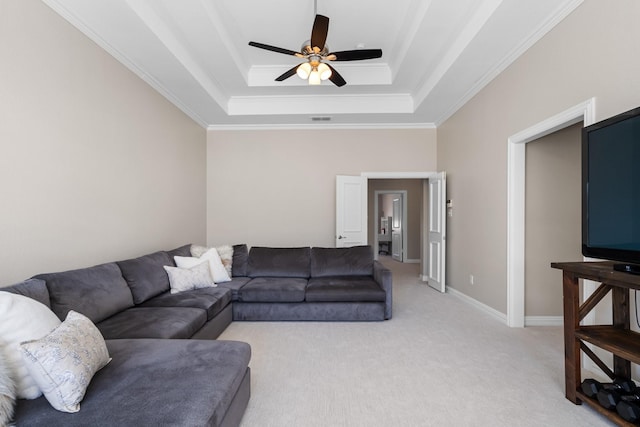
[[391, 196, 403, 261], [428, 172, 446, 292], [336, 175, 367, 247]]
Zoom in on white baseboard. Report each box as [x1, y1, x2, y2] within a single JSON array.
[[525, 316, 563, 326], [404, 259, 420, 264], [446, 286, 563, 327], [446, 286, 507, 324]]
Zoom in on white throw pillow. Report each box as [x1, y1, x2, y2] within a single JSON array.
[[0, 291, 61, 399], [20, 311, 111, 413], [190, 244, 234, 277], [0, 351, 15, 427], [164, 262, 216, 294], [175, 248, 231, 283]]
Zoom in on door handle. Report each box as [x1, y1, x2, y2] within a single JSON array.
[[338, 235, 346, 239]]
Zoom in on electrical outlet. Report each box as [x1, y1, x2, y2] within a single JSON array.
[[470, 274, 474, 285]]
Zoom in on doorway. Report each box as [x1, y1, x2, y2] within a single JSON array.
[[364, 173, 435, 280], [337, 171, 445, 289], [506, 98, 595, 327], [524, 123, 582, 324], [374, 190, 407, 262]]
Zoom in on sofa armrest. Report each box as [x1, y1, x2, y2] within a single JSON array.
[[373, 260, 392, 319]]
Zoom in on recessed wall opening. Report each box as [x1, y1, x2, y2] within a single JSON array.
[[524, 122, 582, 325], [507, 98, 595, 327]]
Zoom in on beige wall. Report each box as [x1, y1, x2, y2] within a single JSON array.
[[206, 129, 436, 248], [0, 0, 207, 286], [438, 0, 640, 314], [368, 179, 424, 261], [525, 123, 582, 316]]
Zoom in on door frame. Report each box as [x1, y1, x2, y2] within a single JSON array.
[[374, 190, 407, 261], [506, 98, 595, 327], [363, 171, 439, 275]]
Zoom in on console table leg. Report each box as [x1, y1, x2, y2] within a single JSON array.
[[612, 286, 632, 379], [563, 272, 581, 404]]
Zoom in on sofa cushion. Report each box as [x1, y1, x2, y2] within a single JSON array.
[[248, 247, 311, 278], [13, 339, 251, 427], [96, 307, 206, 340], [139, 287, 232, 320], [306, 277, 386, 302], [2, 278, 51, 308], [232, 244, 249, 277], [216, 277, 251, 301], [238, 277, 307, 302], [34, 263, 134, 323], [117, 252, 173, 304], [166, 244, 192, 264], [310, 246, 374, 277]]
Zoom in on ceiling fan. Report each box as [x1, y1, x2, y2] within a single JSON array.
[[248, 13, 382, 87]]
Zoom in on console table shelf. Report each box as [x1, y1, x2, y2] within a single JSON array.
[[575, 326, 640, 365], [551, 261, 640, 427], [575, 390, 636, 427]]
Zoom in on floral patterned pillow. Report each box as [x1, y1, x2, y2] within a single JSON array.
[[20, 311, 111, 413]]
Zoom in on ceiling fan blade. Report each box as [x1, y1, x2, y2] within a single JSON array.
[[310, 14, 329, 51], [249, 41, 300, 57], [275, 65, 300, 82], [328, 49, 383, 61], [325, 64, 346, 87]]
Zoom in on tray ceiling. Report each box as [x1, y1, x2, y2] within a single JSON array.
[[42, 0, 583, 129]]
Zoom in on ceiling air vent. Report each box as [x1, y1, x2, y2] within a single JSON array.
[[311, 116, 331, 122]]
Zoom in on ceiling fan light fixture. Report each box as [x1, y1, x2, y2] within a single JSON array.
[[296, 62, 312, 79], [248, 13, 382, 87], [317, 63, 332, 80], [308, 68, 322, 85]]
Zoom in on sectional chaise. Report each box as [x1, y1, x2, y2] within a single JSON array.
[[1, 244, 392, 426]]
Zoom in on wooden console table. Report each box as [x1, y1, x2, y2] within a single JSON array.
[[551, 261, 640, 426]]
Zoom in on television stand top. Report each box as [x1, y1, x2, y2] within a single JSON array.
[[613, 263, 640, 275], [551, 261, 640, 290]]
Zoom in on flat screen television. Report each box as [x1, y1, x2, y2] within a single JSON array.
[[582, 106, 640, 273]]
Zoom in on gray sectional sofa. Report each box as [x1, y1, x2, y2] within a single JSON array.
[[224, 245, 392, 321], [3, 243, 392, 426]]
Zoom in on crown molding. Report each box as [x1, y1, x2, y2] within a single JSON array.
[[207, 122, 436, 131]]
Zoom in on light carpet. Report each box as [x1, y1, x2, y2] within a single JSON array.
[[218, 258, 611, 426]]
